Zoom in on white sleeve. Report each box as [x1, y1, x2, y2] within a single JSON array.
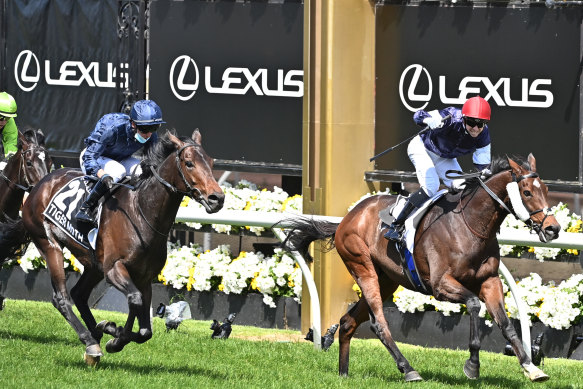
[[472, 143, 491, 166]]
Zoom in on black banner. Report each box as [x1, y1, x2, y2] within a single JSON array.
[[2, 0, 143, 154], [375, 4, 582, 181], [149, 0, 304, 166]]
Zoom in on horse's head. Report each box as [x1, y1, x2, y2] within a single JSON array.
[[14, 129, 52, 189], [166, 129, 224, 213], [506, 154, 560, 243]]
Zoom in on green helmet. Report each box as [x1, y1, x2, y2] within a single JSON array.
[[0, 92, 17, 118]]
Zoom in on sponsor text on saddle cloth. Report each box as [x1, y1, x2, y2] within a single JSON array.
[[43, 177, 103, 250], [386, 189, 448, 291]]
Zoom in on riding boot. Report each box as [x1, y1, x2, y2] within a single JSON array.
[[385, 189, 430, 241], [75, 176, 112, 226]]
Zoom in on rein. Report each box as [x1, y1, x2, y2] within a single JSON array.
[[446, 169, 548, 239], [0, 148, 37, 192]]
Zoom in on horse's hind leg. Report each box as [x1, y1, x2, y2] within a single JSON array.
[[103, 260, 152, 353], [480, 276, 549, 382], [39, 241, 103, 362], [338, 273, 399, 378], [70, 265, 105, 342], [339, 239, 421, 382]]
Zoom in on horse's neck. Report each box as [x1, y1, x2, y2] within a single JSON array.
[[461, 172, 511, 238], [135, 158, 184, 236], [0, 155, 25, 219]]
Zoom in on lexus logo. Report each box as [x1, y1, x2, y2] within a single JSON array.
[[14, 50, 41, 92], [399, 63, 553, 111], [169, 55, 200, 101], [399, 64, 432, 112]]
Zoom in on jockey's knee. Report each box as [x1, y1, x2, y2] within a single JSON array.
[[423, 185, 438, 197]]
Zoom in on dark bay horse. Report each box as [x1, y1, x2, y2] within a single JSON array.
[[0, 130, 224, 365], [0, 129, 52, 221], [281, 155, 560, 383]]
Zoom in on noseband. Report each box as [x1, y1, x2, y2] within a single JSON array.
[[148, 143, 204, 201]]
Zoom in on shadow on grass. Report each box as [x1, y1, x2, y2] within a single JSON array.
[[0, 328, 79, 347], [62, 358, 232, 381], [421, 369, 565, 388]]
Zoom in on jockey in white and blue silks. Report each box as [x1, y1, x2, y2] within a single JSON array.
[[75, 100, 165, 226], [385, 96, 492, 241]]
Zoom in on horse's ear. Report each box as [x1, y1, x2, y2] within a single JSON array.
[[527, 153, 537, 172], [167, 131, 184, 149], [192, 128, 201, 144], [36, 129, 46, 146], [17, 131, 29, 149], [507, 157, 523, 176]]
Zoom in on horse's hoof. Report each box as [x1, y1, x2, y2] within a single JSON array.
[[105, 338, 125, 354], [404, 370, 423, 382], [83, 352, 101, 367], [463, 359, 480, 380], [522, 363, 549, 382], [85, 344, 103, 357]]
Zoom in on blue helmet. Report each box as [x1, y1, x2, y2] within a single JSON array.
[[130, 100, 166, 125]]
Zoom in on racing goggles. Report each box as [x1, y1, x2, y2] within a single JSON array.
[[464, 117, 487, 129]]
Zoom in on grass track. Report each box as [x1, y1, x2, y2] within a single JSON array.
[[0, 299, 581, 388]]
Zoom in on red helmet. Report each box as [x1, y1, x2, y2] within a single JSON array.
[[462, 96, 491, 121]]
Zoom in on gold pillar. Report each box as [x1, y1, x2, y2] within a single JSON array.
[[302, 0, 377, 333]]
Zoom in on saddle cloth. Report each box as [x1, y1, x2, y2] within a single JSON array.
[[383, 189, 448, 291], [43, 177, 102, 250]]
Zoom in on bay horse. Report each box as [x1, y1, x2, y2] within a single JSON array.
[[0, 128, 52, 221], [281, 154, 560, 383], [0, 129, 224, 365]]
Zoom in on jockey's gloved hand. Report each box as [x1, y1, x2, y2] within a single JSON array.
[[480, 168, 492, 180], [451, 178, 466, 192], [0, 161, 6, 171], [422, 110, 444, 130]]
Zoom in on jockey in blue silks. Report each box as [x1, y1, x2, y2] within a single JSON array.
[[75, 100, 165, 226], [385, 96, 492, 241]]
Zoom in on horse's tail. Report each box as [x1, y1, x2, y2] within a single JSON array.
[[0, 217, 31, 263], [278, 216, 339, 263]]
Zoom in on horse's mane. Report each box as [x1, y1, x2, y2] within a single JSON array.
[[139, 130, 198, 181], [463, 155, 531, 191]]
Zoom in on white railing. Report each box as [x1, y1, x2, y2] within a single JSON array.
[[175, 208, 583, 356]]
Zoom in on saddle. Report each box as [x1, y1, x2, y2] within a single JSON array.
[[380, 189, 448, 293]]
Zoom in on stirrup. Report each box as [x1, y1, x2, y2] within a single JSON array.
[[384, 224, 403, 241]]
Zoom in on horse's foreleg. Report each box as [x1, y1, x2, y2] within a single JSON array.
[[103, 260, 152, 353], [479, 277, 549, 382], [433, 274, 482, 379]]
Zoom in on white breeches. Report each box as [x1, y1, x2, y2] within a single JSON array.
[[80, 149, 141, 183], [407, 135, 464, 197]]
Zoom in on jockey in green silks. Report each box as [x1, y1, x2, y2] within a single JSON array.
[[0, 92, 19, 169]]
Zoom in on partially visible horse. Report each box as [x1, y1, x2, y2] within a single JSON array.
[[281, 154, 560, 383], [0, 129, 224, 365], [0, 128, 52, 221]]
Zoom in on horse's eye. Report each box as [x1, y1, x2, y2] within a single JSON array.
[[523, 190, 532, 197], [26, 161, 33, 167], [185, 161, 194, 168]]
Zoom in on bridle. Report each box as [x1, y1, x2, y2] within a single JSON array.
[[447, 169, 550, 238], [0, 147, 44, 192], [138, 143, 205, 237], [148, 143, 204, 201]]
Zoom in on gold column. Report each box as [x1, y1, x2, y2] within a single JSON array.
[[302, 0, 377, 333]]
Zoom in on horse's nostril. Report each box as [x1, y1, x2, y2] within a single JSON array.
[[208, 193, 225, 206]]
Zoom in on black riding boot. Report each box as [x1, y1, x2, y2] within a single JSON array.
[[385, 189, 430, 241], [75, 176, 112, 226]]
